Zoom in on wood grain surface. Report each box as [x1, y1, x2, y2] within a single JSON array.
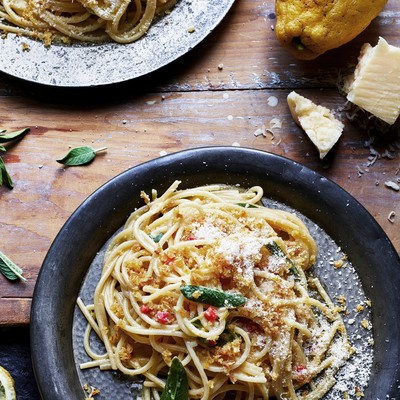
[[0, 0, 399, 326]]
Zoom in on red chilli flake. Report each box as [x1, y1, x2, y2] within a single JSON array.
[[156, 311, 171, 324], [295, 364, 307, 373], [140, 304, 151, 315], [294, 364, 311, 384], [204, 306, 219, 322], [165, 257, 176, 265]]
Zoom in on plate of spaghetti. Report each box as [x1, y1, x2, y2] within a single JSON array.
[[0, 0, 235, 86], [31, 147, 400, 400]]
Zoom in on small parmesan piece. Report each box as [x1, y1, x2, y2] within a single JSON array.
[[192, 290, 202, 299], [287, 91, 344, 159], [346, 37, 400, 125], [385, 181, 400, 191], [361, 319, 372, 330]]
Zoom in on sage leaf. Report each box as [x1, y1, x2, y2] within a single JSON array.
[[264, 241, 286, 258], [191, 320, 215, 346], [0, 145, 6, 152], [217, 327, 238, 346], [181, 285, 247, 308], [288, 264, 300, 279], [0, 128, 30, 143], [0, 157, 13, 189], [0, 250, 26, 281], [193, 320, 237, 347], [160, 357, 188, 400], [265, 241, 300, 279], [237, 203, 258, 208], [56, 146, 107, 166], [149, 232, 163, 243]]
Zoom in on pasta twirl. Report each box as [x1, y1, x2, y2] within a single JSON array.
[[0, 0, 176, 45], [77, 181, 354, 400]]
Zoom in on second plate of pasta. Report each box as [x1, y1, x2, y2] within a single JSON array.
[[0, 0, 235, 86]]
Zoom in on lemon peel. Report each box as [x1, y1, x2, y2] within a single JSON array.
[[275, 0, 388, 60], [0, 366, 16, 400]]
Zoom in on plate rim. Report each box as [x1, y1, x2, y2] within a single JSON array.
[[30, 146, 400, 399]]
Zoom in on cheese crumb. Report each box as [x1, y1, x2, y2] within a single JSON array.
[[355, 304, 364, 312], [287, 91, 344, 159], [385, 181, 400, 191], [345, 37, 400, 125], [360, 319, 372, 330], [192, 290, 202, 299]]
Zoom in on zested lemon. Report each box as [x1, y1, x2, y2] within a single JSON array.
[[275, 0, 388, 60], [0, 366, 16, 400]]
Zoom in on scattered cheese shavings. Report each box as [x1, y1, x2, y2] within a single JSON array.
[[355, 304, 365, 312], [287, 91, 344, 159], [384, 181, 400, 191], [388, 211, 396, 223], [360, 319, 372, 330], [253, 122, 282, 145], [345, 37, 400, 125], [270, 118, 282, 129], [83, 383, 100, 398], [254, 125, 266, 137]]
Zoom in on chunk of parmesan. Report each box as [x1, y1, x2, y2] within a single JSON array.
[[287, 91, 344, 159], [345, 37, 400, 125]]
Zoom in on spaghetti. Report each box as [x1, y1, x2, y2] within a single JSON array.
[[0, 0, 176, 45], [77, 181, 354, 400]]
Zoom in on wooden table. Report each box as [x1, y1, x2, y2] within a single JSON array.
[[0, 0, 399, 326]]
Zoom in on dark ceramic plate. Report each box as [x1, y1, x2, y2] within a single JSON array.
[[31, 147, 400, 399], [0, 0, 234, 87]]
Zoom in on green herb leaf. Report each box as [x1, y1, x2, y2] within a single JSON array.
[[265, 241, 286, 258], [265, 241, 300, 280], [191, 320, 214, 346], [56, 146, 107, 166], [0, 128, 30, 143], [288, 264, 300, 279], [160, 357, 188, 400], [149, 232, 163, 243], [237, 203, 258, 208], [0, 145, 6, 152], [0, 250, 26, 281], [181, 285, 247, 308], [0, 157, 14, 189], [192, 319, 203, 330], [216, 327, 238, 347], [192, 320, 236, 347]]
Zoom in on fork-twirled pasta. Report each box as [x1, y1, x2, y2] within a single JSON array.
[[0, 0, 176, 45], [77, 181, 354, 400]]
